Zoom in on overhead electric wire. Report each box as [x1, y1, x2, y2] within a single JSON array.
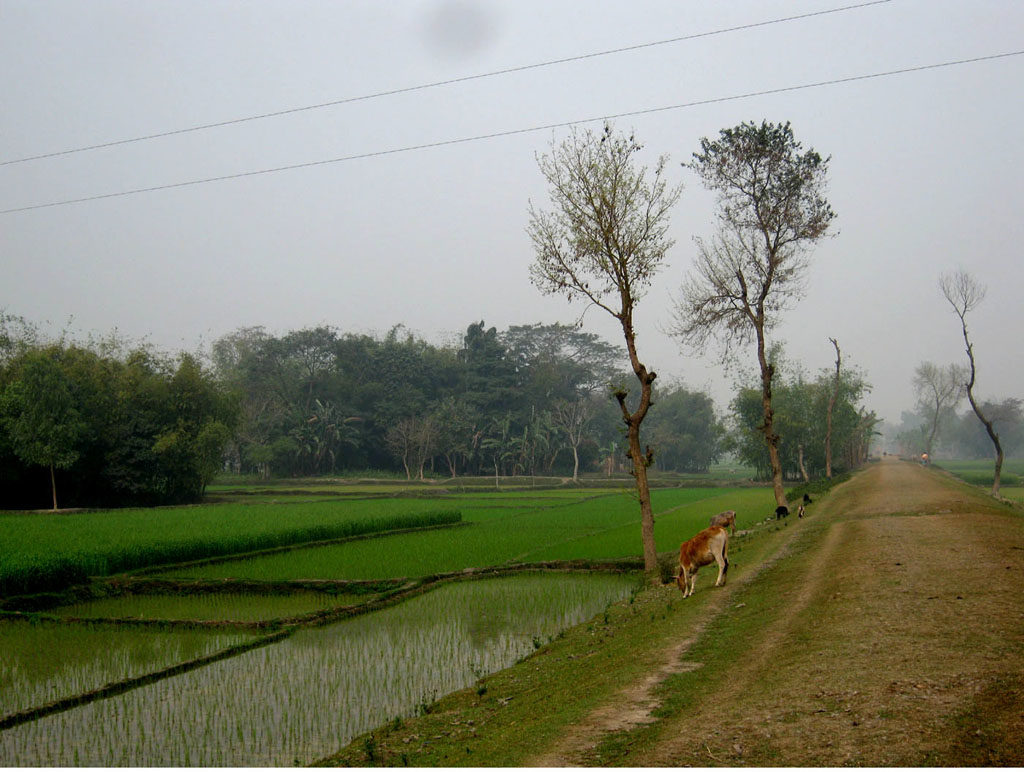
[[1, 0, 891, 167], [2, 49, 1021, 216]]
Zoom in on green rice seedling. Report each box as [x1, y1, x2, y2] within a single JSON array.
[[934, 458, 1024, 488], [0, 573, 636, 766], [999, 486, 1024, 503], [52, 590, 358, 623], [0, 503, 460, 595], [0, 619, 250, 718], [156, 487, 752, 583]]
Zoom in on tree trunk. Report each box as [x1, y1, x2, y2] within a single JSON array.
[[571, 444, 580, 483], [798, 444, 810, 483], [962, 327, 1003, 495], [967, 390, 1003, 495], [615, 314, 659, 584], [624, 417, 657, 580], [825, 338, 840, 478], [755, 326, 788, 508], [50, 462, 58, 511]]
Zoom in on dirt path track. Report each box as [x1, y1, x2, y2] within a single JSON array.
[[531, 459, 1024, 766]]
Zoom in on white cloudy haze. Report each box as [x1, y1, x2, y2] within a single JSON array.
[[2, 0, 1022, 430]]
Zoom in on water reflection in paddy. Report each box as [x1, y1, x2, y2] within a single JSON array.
[[0, 572, 638, 767]]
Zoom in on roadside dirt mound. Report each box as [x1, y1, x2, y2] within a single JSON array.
[[530, 459, 1024, 766]]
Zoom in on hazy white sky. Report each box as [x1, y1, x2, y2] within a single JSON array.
[[2, 0, 1022, 425]]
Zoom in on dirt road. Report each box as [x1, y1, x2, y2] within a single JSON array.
[[531, 458, 1024, 766]]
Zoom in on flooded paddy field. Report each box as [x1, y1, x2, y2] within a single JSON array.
[[0, 619, 253, 719], [0, 572, 638, 766], [51, 589, 363, 623]]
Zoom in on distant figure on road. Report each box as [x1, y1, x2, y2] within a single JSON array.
[[921, 452, 929, 466]]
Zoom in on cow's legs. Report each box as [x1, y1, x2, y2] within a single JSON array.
[[714, 544, 729, 586], [714, 555, 728, 586]]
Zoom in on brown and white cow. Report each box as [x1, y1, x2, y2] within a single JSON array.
[[709, 509, 736, 535], [676, 525, 729, 599]]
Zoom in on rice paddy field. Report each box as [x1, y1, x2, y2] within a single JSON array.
[[934, 458, 1024, 501], [0, 502, 460, 596], [0, 477, 776, 766], [0, 620, 254, 719], [154, 488, 770, 583], [1, 574, 638, 766], [51, 590, 361, 623]]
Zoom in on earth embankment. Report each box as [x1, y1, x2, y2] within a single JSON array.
[[540, 458, 1024, 766]]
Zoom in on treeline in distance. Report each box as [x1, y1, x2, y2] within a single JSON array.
[[0, 314, 875, 509]]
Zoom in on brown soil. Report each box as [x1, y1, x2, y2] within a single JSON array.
[[529, 458, 1024, 766]]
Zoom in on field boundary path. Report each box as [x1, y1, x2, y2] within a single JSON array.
[[528, 458, 1024, 766]]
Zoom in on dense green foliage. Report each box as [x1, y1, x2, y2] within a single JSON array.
[[0, 328, 237, 509], [644, 386, 725, 473], [0, 502, 461, 596], [212, 321, 630, 479], [212, 322, 728, 483]]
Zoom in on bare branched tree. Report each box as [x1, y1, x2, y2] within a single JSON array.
[[528, 122, 682, 581], [551, 398, 594, 483], [940, 269, 1003, 494], [912, 361, 966, 458], [671, 121, 835, 506]]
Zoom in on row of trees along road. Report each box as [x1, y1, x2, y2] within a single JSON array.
[[528, 120, 838, 582], [729, 345, 878, 482]]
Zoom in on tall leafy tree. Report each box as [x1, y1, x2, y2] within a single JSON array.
[[1, 349, 84, 509], [527, 122, 682, 581], [503, 323, 623, 400], [458, 322, 518, 419], [644, 385, 725, 473], [673, 120, 835, 508]]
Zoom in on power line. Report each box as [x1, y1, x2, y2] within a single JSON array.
[[1, 0, 891, 167], [2, 49, 1020, 216]]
